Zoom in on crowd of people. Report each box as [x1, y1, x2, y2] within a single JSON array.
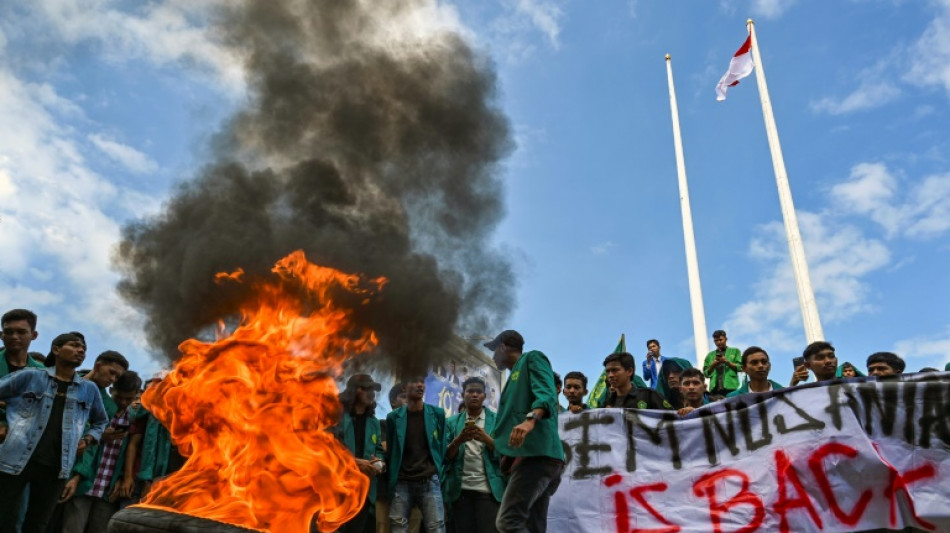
[[1, 307, 947, 533], [0, 309, 186, 533], [337, 329, 947, 533]]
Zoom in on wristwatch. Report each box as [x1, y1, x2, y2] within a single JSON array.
[[524, 412, 539, 421]]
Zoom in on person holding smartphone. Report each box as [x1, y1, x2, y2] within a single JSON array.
[[641, 339, 665, 389], [702, 330, 742, 398], [444, 377, 505, 533], [61, 369, 141, 533]]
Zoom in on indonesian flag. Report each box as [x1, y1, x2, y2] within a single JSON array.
[[716, 35, 753, 101]]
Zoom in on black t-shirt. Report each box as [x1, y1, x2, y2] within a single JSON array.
[[353, 412, 368, 459], [6, 360, 25, 373], [31, 380, 70, 468], [398, 408, 436, 482], [606, 386, 671, 410]]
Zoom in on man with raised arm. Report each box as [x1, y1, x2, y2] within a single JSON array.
[[485, 330, 563, 533]]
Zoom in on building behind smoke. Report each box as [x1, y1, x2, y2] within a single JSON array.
[[343, 335, 502, 418]]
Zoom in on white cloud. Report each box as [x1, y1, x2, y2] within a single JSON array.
[[725, 212, 891, 352], [810, 80, 901, 115], [483, 0, 565, 63], [751, 0, 797, 19], [831, 162, 950, 239], [810, 55, 902, 115], [89, 134, 158, 174], [627, 0, 639, 19], [512, 0, 563, 49], [725, 158, 950, 355], [0, 65, 151, 367], [813, 1, 950, 115], [591, 241, 615, 255], [894, 327, 950, 364], [718, 0, 796, 20], [10, 0, 244, 89], [905, 0, 950, 97]]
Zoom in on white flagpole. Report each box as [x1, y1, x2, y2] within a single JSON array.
[[665, 54, 710, 369], [747, 20, 825, 343]]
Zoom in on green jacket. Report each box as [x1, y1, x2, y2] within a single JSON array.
[[340, 412, 385, 504], [703, 347, 742, 391], [656, 357, 693, 409], [835, 362, 866, 378], [138, 410, 174, 481], [492, 350, 564, 461], [0, 349, 45, 377], [71, 386, 120, 495], [442, 409, 506, 504], [385, 404, 446, 493], [726, 379, 785, 398]]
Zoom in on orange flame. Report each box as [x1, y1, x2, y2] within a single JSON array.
[[139, 250, 386, 532]]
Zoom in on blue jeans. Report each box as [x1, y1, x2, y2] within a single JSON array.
[[389, 475, 445, 533], [495, 457, 564, 533]]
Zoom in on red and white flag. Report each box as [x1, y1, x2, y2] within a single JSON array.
[[716, 35, 754, 101]]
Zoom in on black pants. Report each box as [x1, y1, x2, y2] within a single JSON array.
[[0, 461, 66, 533], [453, 490, 500, 533], [496, 457, 563, 533]]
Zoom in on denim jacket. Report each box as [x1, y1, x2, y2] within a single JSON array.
[[0, 367, 108, 478]]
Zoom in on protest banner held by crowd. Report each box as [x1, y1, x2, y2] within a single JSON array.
[[3, 309, 949, 533]]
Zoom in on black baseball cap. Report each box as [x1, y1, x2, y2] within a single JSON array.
[[483, 330, 524, 351]]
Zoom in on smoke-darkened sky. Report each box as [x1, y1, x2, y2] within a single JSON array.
[[115, 0, 514, 377]]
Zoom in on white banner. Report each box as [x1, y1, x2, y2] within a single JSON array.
[[551, 374, 950, 533]]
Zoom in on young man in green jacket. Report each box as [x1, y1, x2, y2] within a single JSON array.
[[703, 330, 742, 397], [444, 377, 506, 533], [0, 309, 44, 378], [485, 330, 563, 533], [335, 374, 385, 533], [727, 347, 784, 398], [385, 377, 447, 533]]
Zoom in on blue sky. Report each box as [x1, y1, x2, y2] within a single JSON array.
[[1, 0, 948, 388]]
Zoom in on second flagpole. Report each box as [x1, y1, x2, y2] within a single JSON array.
[[665, 54, 710, 370], [747, 20, 825, 344]]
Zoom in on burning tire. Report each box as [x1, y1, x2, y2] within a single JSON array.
[[107, 507, 261, 533]]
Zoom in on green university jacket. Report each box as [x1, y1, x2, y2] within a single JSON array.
[[0, 349, 46, 378], [726, 379, 785, 397], [340, 412, 385, 504], [703, 347, 743, 391], [442, 408, 506, 504], [385, 404, 446, 493], [492, 350, 564, 461]]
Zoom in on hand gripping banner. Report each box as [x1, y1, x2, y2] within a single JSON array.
[[550, 373, 950, 533]]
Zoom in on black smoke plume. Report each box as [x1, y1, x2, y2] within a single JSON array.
[[115, 0, 514, 378]]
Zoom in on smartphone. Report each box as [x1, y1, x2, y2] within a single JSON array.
[[792, 356, 805, 368], [465, 419, 476, 427]]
